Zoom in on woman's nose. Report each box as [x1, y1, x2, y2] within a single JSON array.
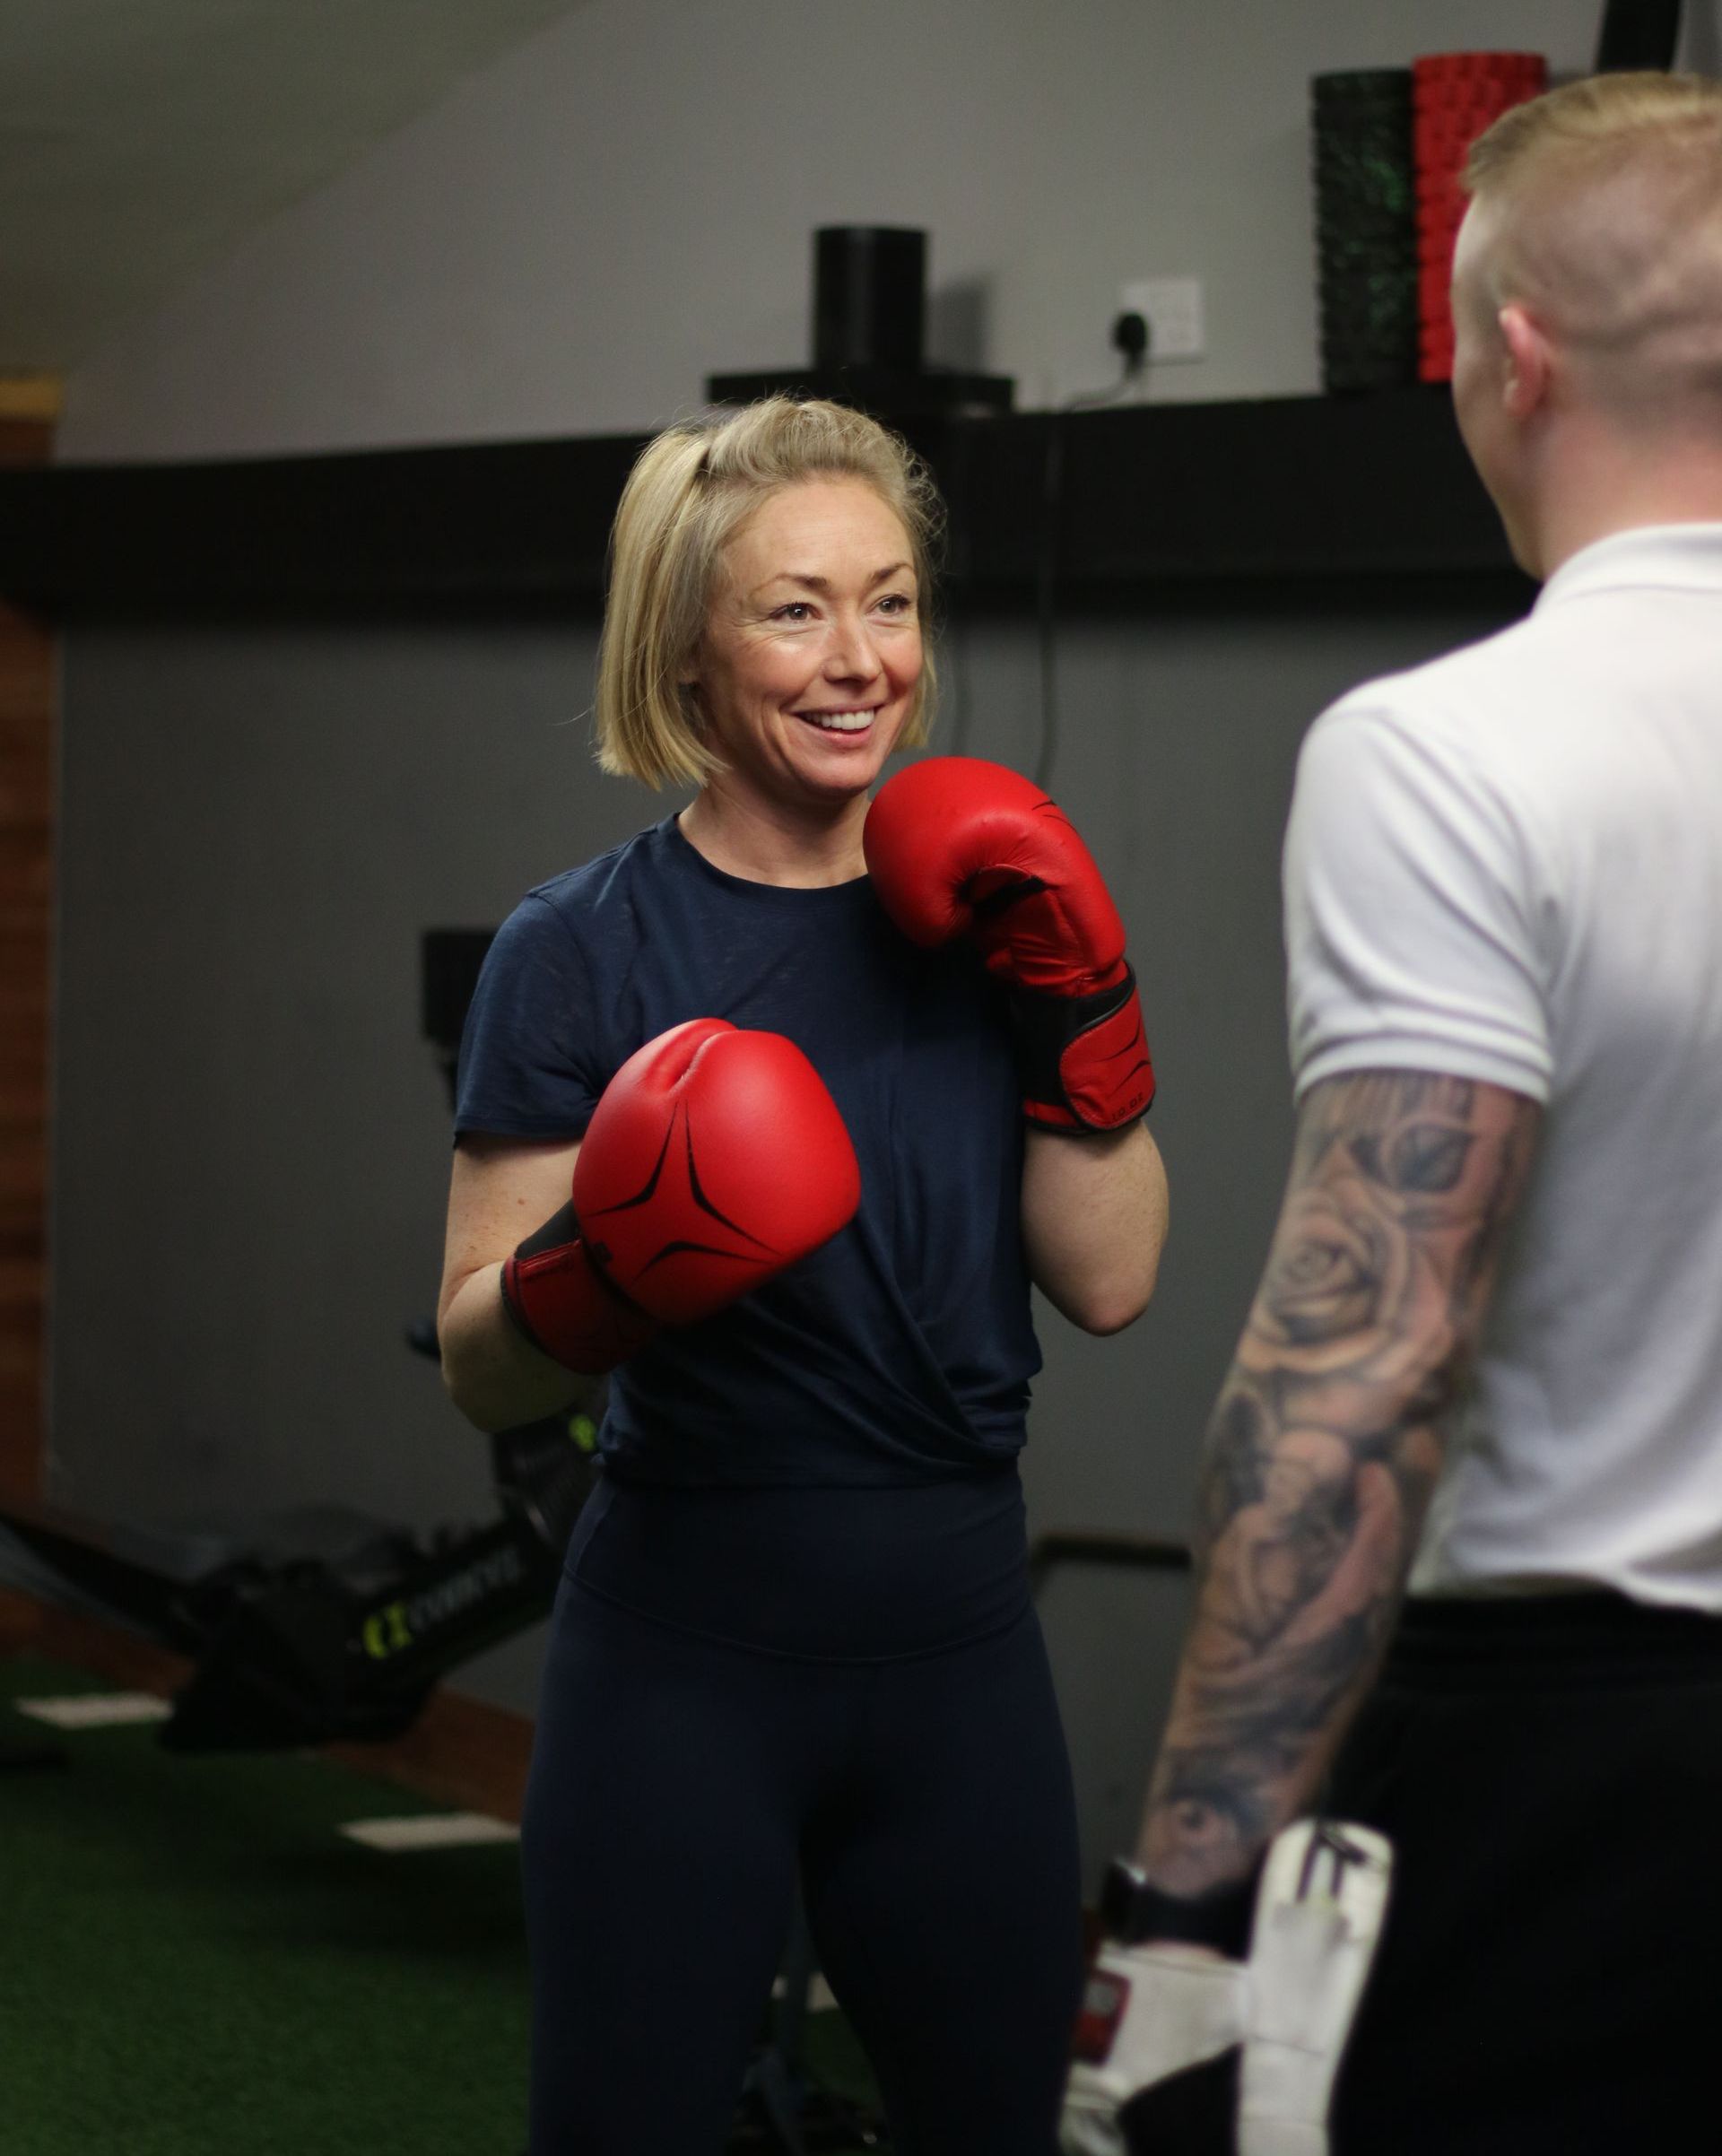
[[823, 613, 883, 682]]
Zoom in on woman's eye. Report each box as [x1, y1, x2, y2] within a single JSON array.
[[772, 602, 813, 622], [876, 592, 915, 615]]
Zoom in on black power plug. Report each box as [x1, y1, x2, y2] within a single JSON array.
[[1110, 309, 1151, 374]]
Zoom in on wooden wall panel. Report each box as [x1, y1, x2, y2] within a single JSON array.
[[0, 404, 55, 1508], [0, 387, 539, 1818]]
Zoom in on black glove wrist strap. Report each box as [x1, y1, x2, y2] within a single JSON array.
[[498, 1200, 580, 1354], [499, 1199, 648, 1331], [1007, 965, 1153, 1133], [1100, 1857, 1259, 1958], [512, 1198, 579, 1261]]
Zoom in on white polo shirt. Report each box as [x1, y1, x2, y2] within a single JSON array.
[[1283, 524, 1722, 1612]]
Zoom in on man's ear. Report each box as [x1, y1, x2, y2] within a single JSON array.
[[1499, 303, 1552, 421]]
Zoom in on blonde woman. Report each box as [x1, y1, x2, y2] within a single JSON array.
[[439, 398, 1166, 2153]]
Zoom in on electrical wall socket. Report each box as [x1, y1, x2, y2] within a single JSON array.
[[1118, 277, 1205, 362]]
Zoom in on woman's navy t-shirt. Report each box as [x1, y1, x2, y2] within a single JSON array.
[[456, 816, 1042, 1487]]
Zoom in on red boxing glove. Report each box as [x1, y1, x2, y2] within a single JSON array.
[[501, 1018, 861, 1372], [864, 757, 1154, 1133]]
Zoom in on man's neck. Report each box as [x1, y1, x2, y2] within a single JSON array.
[[1525, 423, 1722, 579]]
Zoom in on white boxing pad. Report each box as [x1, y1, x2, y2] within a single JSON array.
[[1060, 1818, 1393, 2156], [1239, 1820, 1393, 2156], [1062, 1943, 1247, 2155]]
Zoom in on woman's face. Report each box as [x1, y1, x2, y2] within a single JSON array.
[[688, 478, 923, 816]]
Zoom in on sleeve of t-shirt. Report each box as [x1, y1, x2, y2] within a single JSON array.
[[1283, 699, 1553, 1105], [453, 891, 610, 1140]]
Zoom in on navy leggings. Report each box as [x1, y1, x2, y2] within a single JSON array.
[[519, 1474, 1084, 2155]]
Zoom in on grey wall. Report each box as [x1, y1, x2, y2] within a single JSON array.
[[53, 0, 1640, 460], [43, 0, 1652, 1880], [51, 593, 1518, 1880], [50, 622, 621, 1706]]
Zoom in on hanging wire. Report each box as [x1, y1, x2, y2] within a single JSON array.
[[1034, 412, 1065, 792], [1033, 312, 1151, 791], [945, 602, 973, 756]]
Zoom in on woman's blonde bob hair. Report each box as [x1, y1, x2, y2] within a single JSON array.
[[594, 397, 944, 790]]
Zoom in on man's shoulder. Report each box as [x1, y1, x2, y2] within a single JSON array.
[[1292, 618, 1571, 871], [1316, 613, 1552, 748]]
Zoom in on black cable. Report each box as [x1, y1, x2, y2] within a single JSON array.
[[945, 597, 972, 756], [1032, 312, 1152, 790], [1034, 410, 1065, 793]]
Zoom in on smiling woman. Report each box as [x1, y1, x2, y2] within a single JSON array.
[[434, 396, 1166, 2156], [595, 396, 941, 816], [680, 478, 925, 847]]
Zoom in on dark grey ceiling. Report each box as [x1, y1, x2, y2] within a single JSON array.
[[0, 0, 587, 371]]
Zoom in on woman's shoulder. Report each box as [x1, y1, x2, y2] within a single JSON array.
[[461, 822, 678, 1093], [521, 816, 681, 925], [496, 820, 697, 960]]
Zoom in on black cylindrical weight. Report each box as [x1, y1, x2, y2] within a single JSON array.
[[813, 227, 926, 371]]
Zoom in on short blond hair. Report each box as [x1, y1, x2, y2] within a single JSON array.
[[1461, 73, 1722, 411], [1464, 70, 1722, 199], [595, 398, 944, 789]]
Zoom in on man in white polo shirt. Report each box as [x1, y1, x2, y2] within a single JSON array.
[[1064, 71, 1722, 2156]]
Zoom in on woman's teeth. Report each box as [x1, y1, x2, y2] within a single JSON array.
[[803, 710, 873, 732]]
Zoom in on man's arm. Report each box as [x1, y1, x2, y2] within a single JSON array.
[[1135, 1068, 1540, 1896]]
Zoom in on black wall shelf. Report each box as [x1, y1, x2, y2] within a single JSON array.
[[0, 387, 1528, 620]]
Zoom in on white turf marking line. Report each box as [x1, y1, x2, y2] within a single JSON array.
[[339, 1812, 520, 1853], [15, 1691, 172, 1729]]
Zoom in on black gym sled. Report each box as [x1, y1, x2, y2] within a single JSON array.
[[0, 1384, 883, 2152], [0, 1374, 600, 1753], [0, 930, 887, 2153]]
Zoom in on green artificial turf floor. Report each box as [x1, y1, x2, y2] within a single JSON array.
[[0, 1654, 884, 2155]]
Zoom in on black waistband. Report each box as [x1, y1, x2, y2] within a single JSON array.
[[1380, 1589, 1722, 1692], [564, 1468, 1031, 1662]]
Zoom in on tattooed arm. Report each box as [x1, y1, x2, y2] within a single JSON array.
[[1134, 1068, 1541, 1897]]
